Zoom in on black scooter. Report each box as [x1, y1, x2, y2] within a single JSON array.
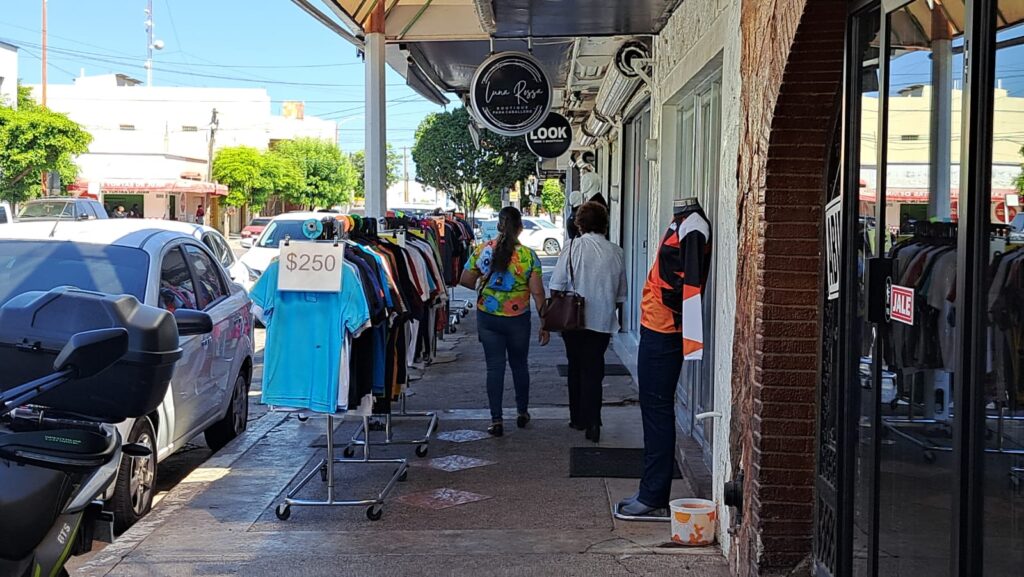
[[0, 288, 213, 577]]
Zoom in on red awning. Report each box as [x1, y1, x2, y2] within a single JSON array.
[[69, 179, 228, 196]]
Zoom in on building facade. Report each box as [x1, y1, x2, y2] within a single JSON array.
[[0, 41, 17, 109], [29, 74, 337, 230]]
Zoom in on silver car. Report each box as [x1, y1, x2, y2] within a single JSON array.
[[0, 219, 255, 531]]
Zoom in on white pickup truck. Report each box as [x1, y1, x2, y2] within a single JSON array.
[[0, 202, 12, 225]]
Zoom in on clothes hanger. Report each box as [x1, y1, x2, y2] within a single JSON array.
[[673, 197, 701, 215]]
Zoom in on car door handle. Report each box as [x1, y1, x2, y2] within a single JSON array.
[[201, 335, 213, 348]]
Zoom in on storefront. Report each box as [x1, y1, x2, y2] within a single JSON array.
[[69, 178, 228, 221], [815, 1, 1024, 576]]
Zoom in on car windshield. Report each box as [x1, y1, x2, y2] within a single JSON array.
[[1011, 213, 1024, 233], [250, 218, 271, 227], [19, 201, 74, 219], [257, 220, 308, 248], [0, 241, 149, 306], [481, 221, 497, 232], [533, 219, 557, 229]]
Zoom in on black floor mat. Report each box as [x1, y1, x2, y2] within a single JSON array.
[[569, 447, 682, 479], [556, 364, 631, 377]]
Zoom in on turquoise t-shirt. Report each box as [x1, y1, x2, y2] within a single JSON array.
[[250, 259, 370, 413]]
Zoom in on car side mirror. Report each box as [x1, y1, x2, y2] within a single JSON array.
[[53, 328, 129, 378], [240, 238, 254, 249], [174, 309, 213, 336]]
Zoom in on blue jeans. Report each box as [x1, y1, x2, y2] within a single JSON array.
[[477, 311, 531, 421], [637, 327, 683, 508]]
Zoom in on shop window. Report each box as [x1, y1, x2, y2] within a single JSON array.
[[119, 124, 136, 131]]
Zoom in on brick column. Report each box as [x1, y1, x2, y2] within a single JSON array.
[[732, 0, 845, 575]]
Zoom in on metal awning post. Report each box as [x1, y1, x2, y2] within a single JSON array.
[[365, 0, 387, 218]]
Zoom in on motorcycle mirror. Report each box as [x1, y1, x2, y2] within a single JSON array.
[[53, 328, 129, 378], [122, 442, 153, 457], [174, 309, 213, 336]]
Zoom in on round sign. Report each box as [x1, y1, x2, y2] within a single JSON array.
[[995, 201, 1018, 223], [470, 51, 552, 137], [526, 112, 573, 158]]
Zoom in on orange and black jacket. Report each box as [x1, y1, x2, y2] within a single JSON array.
[[640, 208, 712, 359]]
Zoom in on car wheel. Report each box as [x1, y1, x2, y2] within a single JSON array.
[[112, 417, 156, 533], [543, 238, 561, 255], [205, 374, 250, 452]]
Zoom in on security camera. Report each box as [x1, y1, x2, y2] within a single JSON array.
[[152, 39, 165, 50]]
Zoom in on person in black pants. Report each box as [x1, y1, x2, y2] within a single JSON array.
[[550, 202, 627, 442]]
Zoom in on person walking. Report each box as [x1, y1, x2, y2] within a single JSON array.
[[195, 203, 206, 225], [549, 202, 626, 443], [460, 206, 549, 437]]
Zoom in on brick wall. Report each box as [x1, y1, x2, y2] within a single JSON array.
[[731, 0, 845, 575]]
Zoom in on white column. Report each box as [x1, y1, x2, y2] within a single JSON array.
[[928, 16, 953, 221], [364, 30, 387, 218]]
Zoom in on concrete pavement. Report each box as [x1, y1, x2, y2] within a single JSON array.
[[71, 294, 730, 577]]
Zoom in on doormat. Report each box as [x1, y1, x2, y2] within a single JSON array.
[[556, 364, 631, 377], [569, 447, 681, 479]]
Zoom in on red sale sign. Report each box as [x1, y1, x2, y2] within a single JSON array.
[[890, 284, 914, 326]]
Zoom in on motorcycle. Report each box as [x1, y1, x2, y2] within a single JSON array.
[[0, 288, 211, 577]]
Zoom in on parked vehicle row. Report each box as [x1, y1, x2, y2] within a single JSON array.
[[0, 219, 255, 532]]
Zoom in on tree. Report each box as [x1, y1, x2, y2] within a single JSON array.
[[350, 144, 402, 199], [212, 146, 302, 211], [1015, 144, 1024, 196], [0, 86, 92, 205], [413, 108, 489, 220], [540, 178, 565, 220], [413, 107, 540, 219], [272, 137, 357, 209]]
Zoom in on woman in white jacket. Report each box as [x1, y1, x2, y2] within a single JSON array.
[[549, 202, 627, 443]]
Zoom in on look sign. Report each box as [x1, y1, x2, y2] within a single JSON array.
[[525, 112, 573, 158]]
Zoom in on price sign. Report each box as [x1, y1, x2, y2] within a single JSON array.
[[432, 216, 446, 237], [278, 242, 344, 292]]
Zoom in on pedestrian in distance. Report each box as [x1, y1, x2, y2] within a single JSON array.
[[195, 203, 205, 225], [112, 205, 127, 218], [460, 206, 550, 437], [130, 203, 141, 218], [549, 202, 626, 443]]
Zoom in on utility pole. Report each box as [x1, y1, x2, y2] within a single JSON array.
[[403, 146, 409, 204], [207, 108, 222, 231], [41, 0, 47, 107], [144, 0, 163, 87]]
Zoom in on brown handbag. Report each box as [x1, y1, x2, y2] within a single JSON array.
[[541, 240, 585, 332]]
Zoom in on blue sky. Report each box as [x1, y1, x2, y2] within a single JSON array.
[[0, 0, 447, 155]]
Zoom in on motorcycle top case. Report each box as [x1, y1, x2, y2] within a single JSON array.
[[0, 287, 183, 421]]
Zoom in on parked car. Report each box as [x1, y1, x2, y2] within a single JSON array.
[[520, 217, 565, 255], [1010, 213, 1024, 243], [0, 201, 12, 225], [478, 219, 498, 242], [137, 220, 258, 292], [17, 197, 108, 221], [239, 212, 326, 277], [240, 216, 271, 239], [0, 219, 255, 531]]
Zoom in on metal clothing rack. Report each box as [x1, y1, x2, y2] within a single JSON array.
[[343, 393, 439, 458], [275, 413, 408, 522]]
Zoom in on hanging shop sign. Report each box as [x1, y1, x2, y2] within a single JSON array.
[[824, 196, 842, 301], [887, 283, 914, 326], [470, 51, 552, 137], [526, 112, 573, 158]]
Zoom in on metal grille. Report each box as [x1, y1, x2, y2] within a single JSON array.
[[818, 298, 839, 489], [815, 497, 838, 574]]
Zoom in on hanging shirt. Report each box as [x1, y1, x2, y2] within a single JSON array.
[[465, 241, 542, 317], [640, 209, 712, 360], [250, 259, 370, 413]]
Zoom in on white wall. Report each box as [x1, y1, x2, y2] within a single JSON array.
[[0, 43, 18, 109]]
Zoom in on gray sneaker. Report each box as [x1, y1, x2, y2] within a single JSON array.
[[617, 494, 664, 516]]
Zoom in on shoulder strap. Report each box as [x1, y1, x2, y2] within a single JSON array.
[[567, 239, 576, 291]]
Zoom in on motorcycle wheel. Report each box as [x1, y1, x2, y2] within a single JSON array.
[[112, 417, 157, 533]]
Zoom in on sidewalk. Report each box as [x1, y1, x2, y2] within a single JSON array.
[[73, 300, 731, 577]]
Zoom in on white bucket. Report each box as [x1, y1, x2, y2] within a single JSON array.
[[669, 498, 717, 546]]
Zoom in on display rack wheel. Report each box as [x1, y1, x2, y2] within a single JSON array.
[[416, 445, 429, 457], [297, 414, 309, 423], [366, 505, 383, 521], [889, 398, 900, 411], [465, 302, 474, 311], [275, 504, 291, 520], [923, 450, 936, 464], [447, 326, 458, 334], [343, 446, 356, 458], [398, 470, 408, 482]]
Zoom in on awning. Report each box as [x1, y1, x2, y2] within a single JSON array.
[[889, 0, 1024, 49], [68, 179, 229, 196]]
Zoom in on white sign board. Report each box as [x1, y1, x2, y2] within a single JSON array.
[[824, 196, 842, 301], [277, 242, 344, 293]]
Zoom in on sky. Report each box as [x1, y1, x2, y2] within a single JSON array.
[[0, 0, 447, 157]]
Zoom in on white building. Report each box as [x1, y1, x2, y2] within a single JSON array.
[[0, 41, 18, 109], [28, 73, 337, 229]]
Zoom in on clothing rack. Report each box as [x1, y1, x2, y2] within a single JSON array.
[[276, 413, 408, 521], [342, 392, 439, 458]]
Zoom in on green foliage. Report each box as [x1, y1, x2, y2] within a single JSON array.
[[412, 107, 539, 218], [540, 178, 565, 219], [0, 87, 92, 205], [212, 146, 302, 210], [272, 137, 356, 209], [350, 144, 402, 199], [1016, 144, 1024, 196]]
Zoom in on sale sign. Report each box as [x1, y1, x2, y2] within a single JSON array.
[[889, 284, 915, 326]]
